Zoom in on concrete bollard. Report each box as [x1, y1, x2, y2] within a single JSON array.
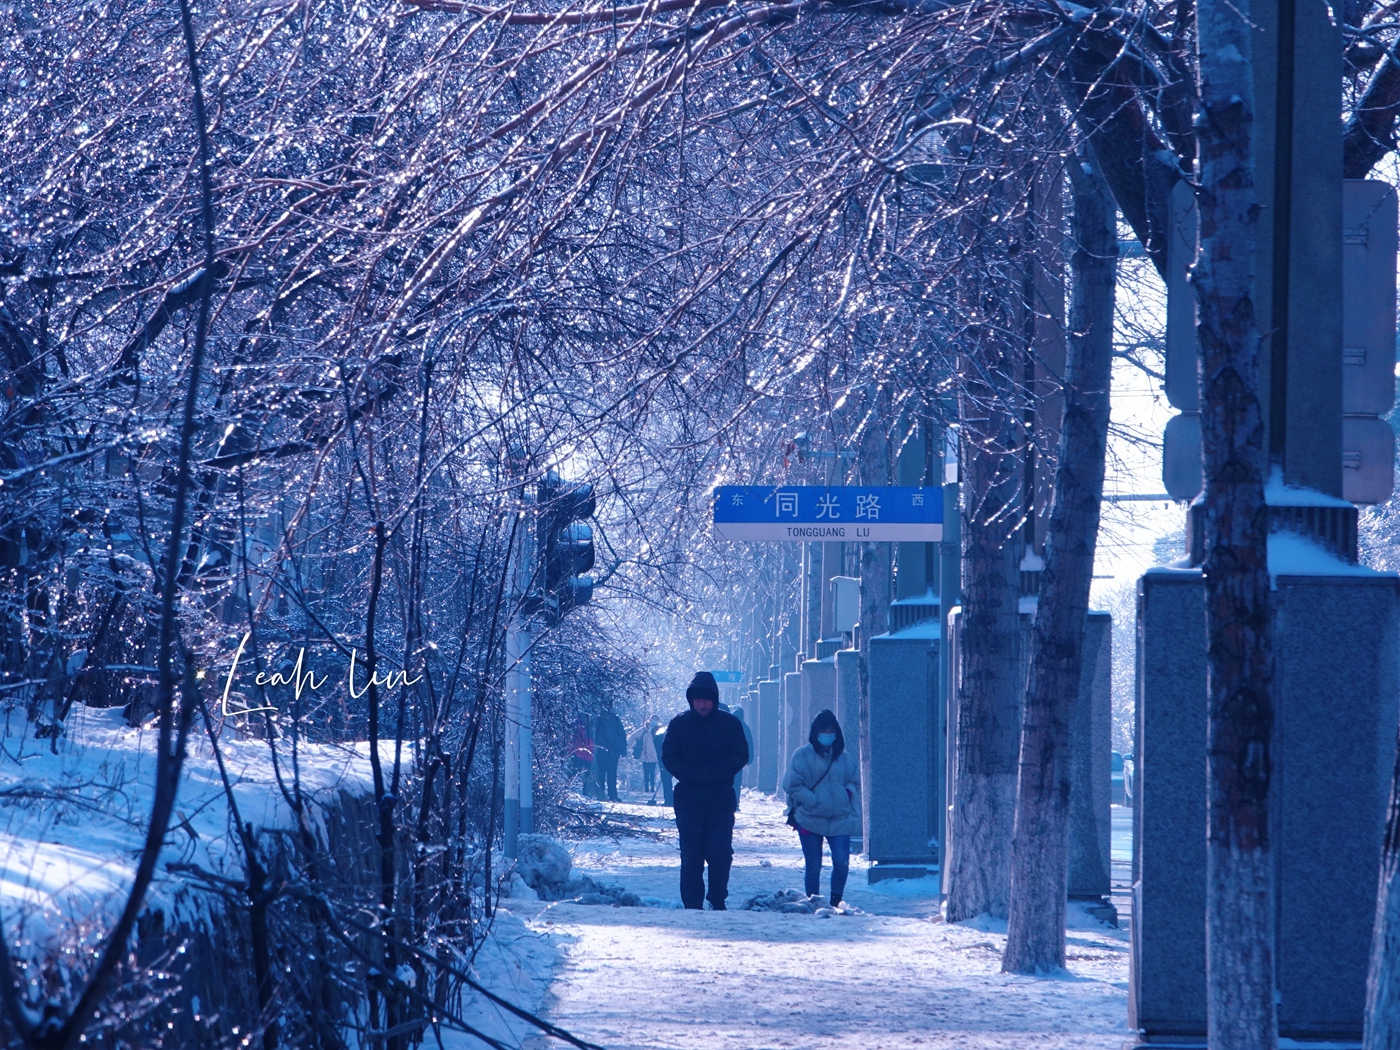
[[865, 625, 940, 880], [800, 657, 836, 739], [1130, 570, 1400, 1046], [782, 671, 803, 784], [756, 680, 780, 794]]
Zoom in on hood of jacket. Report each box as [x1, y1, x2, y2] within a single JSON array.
[[661, 706, 750, 811], [808, 708, 845, 759]]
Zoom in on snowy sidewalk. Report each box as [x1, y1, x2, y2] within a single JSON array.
[[511, 792, 1131, 1050]]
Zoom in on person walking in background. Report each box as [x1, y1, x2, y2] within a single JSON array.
[[594, 703, 628, 802], [630, 715, 661, 803], [731, 707, 755, 800], [569, 716, 595, 785], [783, 708, 861, 907], [662, 672, 749, 909]]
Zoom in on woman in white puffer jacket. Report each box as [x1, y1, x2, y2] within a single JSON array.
[[782, 708, 861, 905]]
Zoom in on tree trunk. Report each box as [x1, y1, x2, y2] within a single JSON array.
[[1194, 0, 1277, 1043], [1002, 155, 1117, 973], [857, 385, 893, 830], [946, 349, 1024, 923], [1365, 731, 1400, 1048], [858, 542, 891, 819]]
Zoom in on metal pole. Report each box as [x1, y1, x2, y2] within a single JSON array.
[[938, 426, 961, 885], [803, 541, 822, 656], [503, 491, 535, 857], [519, 620, 533, 837], [504, 617, 520, 857]]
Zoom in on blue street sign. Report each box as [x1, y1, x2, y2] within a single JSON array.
[[713, 486, 943, 542], [710, 670, 744, 683]]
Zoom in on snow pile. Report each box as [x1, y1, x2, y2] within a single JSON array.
[[501, 833, 653, 906], [740, 888, 848, 914], [441, 907, 562, 1049], [560, 873, 644, 907], [0, 704, 377, 955], [740, 889, 865, 916], [1268, 530, 1384, 581], [514, 833, 573, 896], [1265, 466, 1355, 508], [502, 871, 538, 900], [637, 895, 684, 909]]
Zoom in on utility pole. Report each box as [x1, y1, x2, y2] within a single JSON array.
[[503, 468, 594, 857], [504, 488, 534, 857], [938, 423, 961, 886], [509, 469, 597, 856]]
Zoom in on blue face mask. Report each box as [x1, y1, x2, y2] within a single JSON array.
[[817, 732, 836, 747]]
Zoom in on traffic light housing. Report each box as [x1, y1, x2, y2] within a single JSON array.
[[538, 470, 596, 621]]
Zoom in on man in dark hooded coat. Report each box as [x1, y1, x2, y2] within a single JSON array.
[[661, 671, 750, 909], [593, 702, 628, 802]]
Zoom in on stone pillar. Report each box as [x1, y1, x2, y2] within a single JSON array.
[[800, 657, 835, 739], [834, 648, 860, 745], [1068, 611, 1113, 901], [1130, 569, 1400, 1046], [782, 670, 803, 783], [739, 687, 756, 784], [819, 541, 842, 639], [1130, 570, 1206, 1043], [757, 679, 780, 794], [865, 626, 940, 879], [835, 647, 863, 852], [1273, 576, 1398, 1037]]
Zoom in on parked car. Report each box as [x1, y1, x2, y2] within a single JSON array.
[[1111, 751, 1126, 806]]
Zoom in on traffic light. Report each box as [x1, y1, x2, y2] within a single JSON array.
[[538, 470, 596, 621]]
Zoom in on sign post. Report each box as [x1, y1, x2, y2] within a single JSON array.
[[713, 486, 943, 543]]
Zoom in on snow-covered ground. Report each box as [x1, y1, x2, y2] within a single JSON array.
[[0, 704, 376, 950], [492, 790, 1132, 1050], [0, 711, 1134, 1048], [0, 706, 570, 1047]]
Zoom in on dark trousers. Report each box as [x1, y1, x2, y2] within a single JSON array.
[[643, 762, 656, 792], [596, 751, 620, 800], [659, 769, 674, 806], [676, 806, 735, 909], [799, 830, 851, 905]]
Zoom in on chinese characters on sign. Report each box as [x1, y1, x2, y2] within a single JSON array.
[[712, 486, 942, 542]]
